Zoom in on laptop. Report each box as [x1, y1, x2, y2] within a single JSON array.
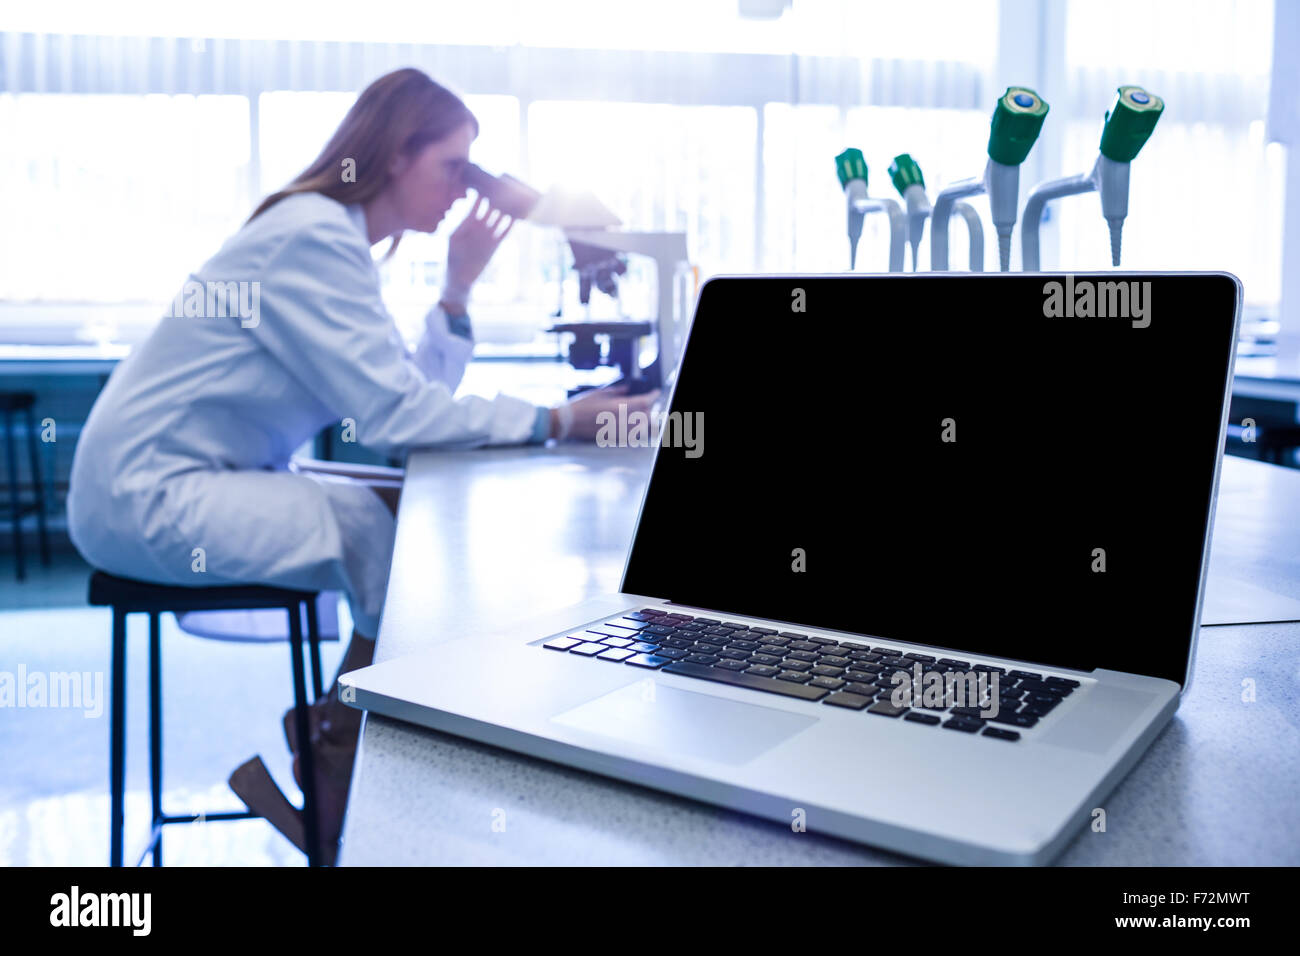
[[341, 272, 1241, 865]]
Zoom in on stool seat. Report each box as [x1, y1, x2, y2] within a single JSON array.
[[89, 570, 316, 612], [0, 391, 35, 412], [92, 568, 325, 866]]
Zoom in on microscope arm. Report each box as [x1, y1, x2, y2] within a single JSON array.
[[850, 196, 907, 272], [930, 177, 986, 271]]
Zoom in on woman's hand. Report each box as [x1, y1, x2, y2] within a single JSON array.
[[441, 196, 514, 311], [552, 383, 662, 443]]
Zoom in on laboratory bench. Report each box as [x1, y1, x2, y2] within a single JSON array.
[[338, 445, 1300, 866]]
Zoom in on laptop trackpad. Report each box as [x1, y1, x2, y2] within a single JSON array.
[[552, 680, 817, 766]]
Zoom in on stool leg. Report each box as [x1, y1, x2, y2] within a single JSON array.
[[306, 597, 324, 702], [110, 608, 127, 867], [4, 408, 24, 581], [148, 611, 163, 867], [288, 604, 321, 866], [23, 406, 50, 566]]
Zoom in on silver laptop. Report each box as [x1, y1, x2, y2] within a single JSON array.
[[342, 272, 1241, 865]]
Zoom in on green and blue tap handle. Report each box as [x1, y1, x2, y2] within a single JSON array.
[[1021, 85, 1164, 269]]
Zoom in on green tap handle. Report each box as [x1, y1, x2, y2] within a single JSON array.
[[988, 87, 1049, 166], [835, 148, 868, 188], [888, 154, 924, 195], [1099, 85, 1164, 162]]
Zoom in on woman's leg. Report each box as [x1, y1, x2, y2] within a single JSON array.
[[292, 458, 403, 517]]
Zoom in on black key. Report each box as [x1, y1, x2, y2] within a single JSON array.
[[818, 655, 851, 668], [661, 662, 829, 701], [949, 706, 987, 719], [642, 624, 675, 635], [810, 664, 845, 678], [973, 664, 1007, 675], [808, 636, 840, 646], [543, 636, 582, 651], [748, 626, 777, 635], [775, 670, 812, 683], [719, 649, 750, 661], [685, 653, 719, 665], [810, 676, 845, 690], [986, 711, 1038, 728], [713, 659, 750, 671], [626, 654, 671, 669], [1020, 679, 1069, 696], [788, 641, 820, 652], [745, 664, 780, 677], [749, 653, 783, 666], [823, 692, 871, 710], [597, 648, 635, 662], [778, 631, 808, 640], [626, 612, 660, 622], [693, 617, 720, 626], [780, 659, 813, 672], [702, 627, 733, 637], [904, 653, 936, 663], [839, 642, 871, 651], [664, 613, 693, 621], [1020, 702, 1057, 718], [867, 700, 910, 717], [569, 642, 608, 657], [1046, 676, 1080, 688], [786, 650, 818, 662], [638, 608, 667, 615], [847, 650, 881, 662], [874, 649, 904, 658], [1025, 692, 1060, 706], [729, 639, 760, 651], [844, 682, 879, 696], [676, 623, 705, 631], [760, 636, 792, 647], [943, 717, 983, 733], [904, 712, 942, 725], [655, 647, 688, 660], [722, 622, 750, 630], [982, 727, 1021, 742], [938, 658, 971, 668], [1009, 670, 1044, 682], [694, 642, 724, 655], [660, 637, 692, 649], [850, 663, 885, 676]]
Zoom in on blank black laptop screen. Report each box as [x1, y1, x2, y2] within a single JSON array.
[[622, 274, 1239, 686]]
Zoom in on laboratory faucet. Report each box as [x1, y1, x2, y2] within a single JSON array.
[[931, 87, 1050, 271], [835, 148, 906, 272], [1021, 85, 1164, 271], [887, 153, 983, 272]]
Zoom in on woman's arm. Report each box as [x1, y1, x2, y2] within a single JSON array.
[[248, 213, 541, 454]]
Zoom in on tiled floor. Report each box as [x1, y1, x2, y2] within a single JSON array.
[[0, 548, 347, 865]]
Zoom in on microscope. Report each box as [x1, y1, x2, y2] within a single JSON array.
[[548, 229, 693, 396], [462, 162, 694, 397]]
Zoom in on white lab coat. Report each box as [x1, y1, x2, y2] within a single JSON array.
[[67, 193, 542, 636]]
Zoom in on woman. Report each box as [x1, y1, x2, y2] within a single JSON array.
[[67, 68, 656, 863]]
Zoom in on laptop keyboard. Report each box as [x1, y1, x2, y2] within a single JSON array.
[[540, 608, 1084, 743]]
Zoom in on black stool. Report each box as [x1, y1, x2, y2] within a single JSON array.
[[1, 392, 50, 581], [89, 571, 326, 866]]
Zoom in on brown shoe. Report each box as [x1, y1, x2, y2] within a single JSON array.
[[228, 755, 341, 865]]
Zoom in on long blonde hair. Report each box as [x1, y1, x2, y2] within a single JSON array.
[[249, 68, 477, 252]]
